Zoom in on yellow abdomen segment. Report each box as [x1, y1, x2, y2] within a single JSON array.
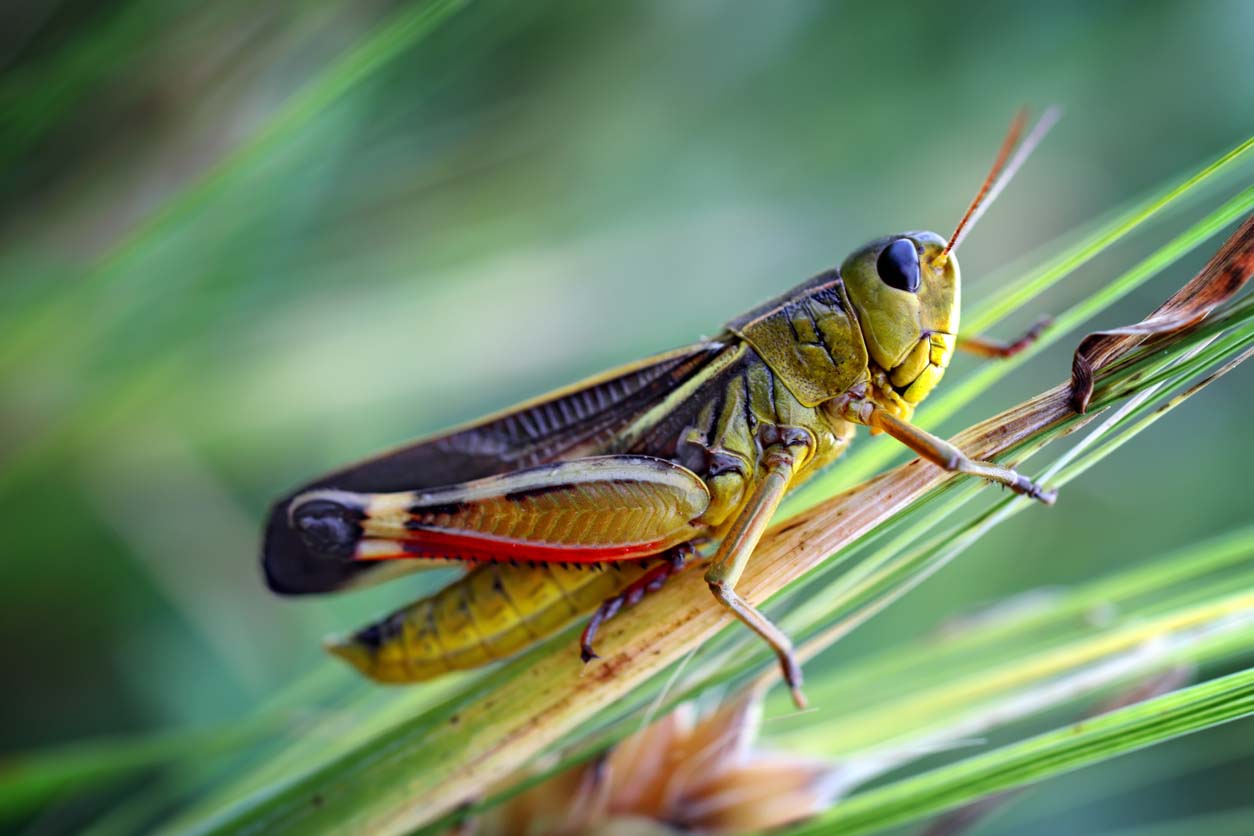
[[326, 561, 649, 682]]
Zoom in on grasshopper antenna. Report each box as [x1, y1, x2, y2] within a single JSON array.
[[933, 106, 1062, 269]]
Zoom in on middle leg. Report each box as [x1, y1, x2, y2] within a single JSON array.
[[704, 438, 813, 709]]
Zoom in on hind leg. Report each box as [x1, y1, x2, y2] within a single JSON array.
[[580, 543, 697, 662]]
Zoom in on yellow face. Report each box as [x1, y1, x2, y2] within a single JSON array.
[[840, 231, 960, 405]]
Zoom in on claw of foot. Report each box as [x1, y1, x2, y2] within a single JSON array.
[[1014, 473, 1057, 506], [580, 646, 599, 664], [1031, 484, 1058, 505], [789, 683, 809, 711], [783, 660, 807, 709]]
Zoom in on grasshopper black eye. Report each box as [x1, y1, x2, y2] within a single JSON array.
[[877, 238, 921, 293]]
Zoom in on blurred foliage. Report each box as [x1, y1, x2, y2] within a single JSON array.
[[1, 0, 1252, 833]]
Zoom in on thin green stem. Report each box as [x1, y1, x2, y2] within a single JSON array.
[[795, 668, 1254, 836]]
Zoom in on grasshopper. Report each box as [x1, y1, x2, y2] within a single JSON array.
[[262, 113, 1058, 708]]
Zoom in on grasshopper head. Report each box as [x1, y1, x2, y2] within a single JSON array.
[[836, 109, 1058, 407], [840, 232, 959, 405]]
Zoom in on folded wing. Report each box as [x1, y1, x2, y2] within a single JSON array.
[[263, 342, 725, 594], [289, 455, 710, 565]]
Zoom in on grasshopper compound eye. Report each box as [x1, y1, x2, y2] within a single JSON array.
[[876, 238, 921, 293]]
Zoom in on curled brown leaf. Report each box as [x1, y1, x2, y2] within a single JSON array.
[[1070, 214, 1254, 412]]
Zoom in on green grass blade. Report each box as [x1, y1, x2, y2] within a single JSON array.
[[965, 136, 1254, 333], [0, 0, 471, 374], [794, 668, 1254, 836]]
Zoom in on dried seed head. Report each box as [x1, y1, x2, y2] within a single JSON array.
[[466, 691, 844, 835]]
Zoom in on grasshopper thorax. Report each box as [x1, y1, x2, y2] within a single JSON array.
[[841, 231, 959, 407]]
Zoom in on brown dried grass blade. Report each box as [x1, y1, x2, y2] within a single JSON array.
[[1070, 214, 1254, 411]]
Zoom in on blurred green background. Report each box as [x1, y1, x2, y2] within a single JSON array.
[[2, 0, 1252, 833]]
